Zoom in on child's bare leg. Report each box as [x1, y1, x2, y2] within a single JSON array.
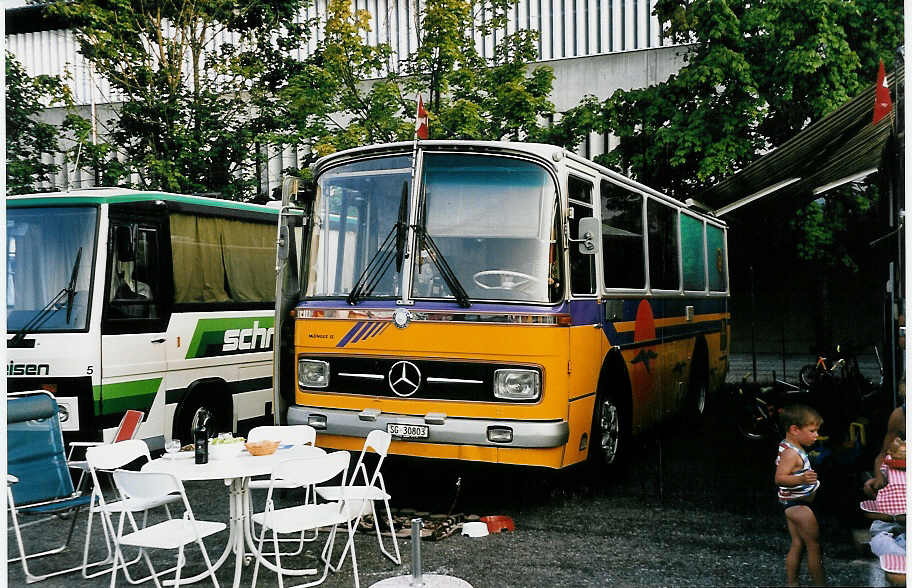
[[787, 505, 825, 586], [784, 514, 805, 586]]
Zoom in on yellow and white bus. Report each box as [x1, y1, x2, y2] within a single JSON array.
[[7, 189, 278, 448], [276, 141, 730, 469]]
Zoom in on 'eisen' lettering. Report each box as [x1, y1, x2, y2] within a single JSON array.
[[222, 321, 275, 352], [7, 361, 50, 376]]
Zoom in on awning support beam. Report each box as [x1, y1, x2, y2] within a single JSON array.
[[713, 177, 801, 216]]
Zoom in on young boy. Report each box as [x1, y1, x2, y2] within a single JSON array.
[[775, 404, 825, 586]]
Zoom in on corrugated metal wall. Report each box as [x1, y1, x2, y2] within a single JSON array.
[[6, 0, 666, 195]]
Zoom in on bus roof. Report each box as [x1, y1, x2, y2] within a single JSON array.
[[313, 141, 724, 224], [7, 188, 279, 214]]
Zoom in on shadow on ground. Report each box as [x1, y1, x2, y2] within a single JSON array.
[[9, 384, 893, 587]]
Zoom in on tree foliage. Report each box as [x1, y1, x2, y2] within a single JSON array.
[[6, 52, 68, 194], [282, 0, 556, 155], [45, 0, 312, 199], [544, 0, 900, 197], [540, 0, 901, 268]]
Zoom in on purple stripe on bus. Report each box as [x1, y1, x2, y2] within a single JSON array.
[[335, 321, 367, 347]]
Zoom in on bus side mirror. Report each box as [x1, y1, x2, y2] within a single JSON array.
[[574, 217, 600, 255], [115, 225, 135, 262], [281, 175, 316, 209]]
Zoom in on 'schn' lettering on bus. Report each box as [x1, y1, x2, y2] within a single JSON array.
[[7, 189, 279, 447]]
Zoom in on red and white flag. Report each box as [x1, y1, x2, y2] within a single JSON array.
[[416, 95, 429, 140], [873, 59, 893, 124]]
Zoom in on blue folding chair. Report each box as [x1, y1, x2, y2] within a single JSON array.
[[7, 391, 94, 583]]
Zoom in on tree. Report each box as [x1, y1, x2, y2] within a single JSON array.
[[45, 0, 313, 199], [6, 52, 67, 194], [542, 0, 901, 202], [281, 0, 556, 155]]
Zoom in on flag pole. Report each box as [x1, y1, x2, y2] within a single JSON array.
[[400, 94, 426, 307]]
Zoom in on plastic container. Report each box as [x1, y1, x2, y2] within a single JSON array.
[[208, 441, 245, 460], [481, 515, 515, 533], [245, 440, 280, 456], [461, 521, 489, 537]]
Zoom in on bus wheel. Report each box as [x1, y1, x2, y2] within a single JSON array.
[[686, 343, 709, 420], [176, 392, 230, 444], [591, 393, 626, 468], [688, 373, 708, 419]]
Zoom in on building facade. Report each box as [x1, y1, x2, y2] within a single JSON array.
[[6, 0, 687, 194]]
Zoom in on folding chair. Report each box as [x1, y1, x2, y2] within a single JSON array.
[[82, 440, 181, 582], [246, 425, 323, 554], [67, 409, 145, 490], [251, 451, 360, 588], [317, 429, 401, 566], [7, 391, 93, 583], [108, 470, 225, 588]]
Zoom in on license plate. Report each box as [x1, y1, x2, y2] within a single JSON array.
[[387, 423, 429, 439]]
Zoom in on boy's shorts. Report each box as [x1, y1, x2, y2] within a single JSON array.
[[780, 498, 815, 513]]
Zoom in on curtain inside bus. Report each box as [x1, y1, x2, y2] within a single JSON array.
[[170, 214, 275, 303]]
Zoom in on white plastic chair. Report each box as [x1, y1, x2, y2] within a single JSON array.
[[317, 429, 400, 566], [251, 451, 360, 588], [246, 425, 323, 553], [68, 409, 145, 490], [83, 439, 180, 582], [108, 469, 225, 588]]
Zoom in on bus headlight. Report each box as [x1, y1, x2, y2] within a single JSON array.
[[493, 369, 540, 401], [298, 359, 330, 388]]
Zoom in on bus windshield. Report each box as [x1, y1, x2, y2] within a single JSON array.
[[307, 155, 413, 298], [7, 206, 97, 332], [413, 153, 557, 303], [307, 152, 558, 304]]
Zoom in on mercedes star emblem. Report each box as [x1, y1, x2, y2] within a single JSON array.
[[393, 308, 411, 329], [388, 360, 421, 397]]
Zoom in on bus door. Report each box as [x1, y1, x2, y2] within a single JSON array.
[[566, 174, 602, 429], [100, 211, 170, 443]]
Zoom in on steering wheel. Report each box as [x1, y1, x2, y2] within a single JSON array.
[[473, 270, 543, 291]]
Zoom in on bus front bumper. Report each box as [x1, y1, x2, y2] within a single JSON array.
[[287, 405, 569, 448]]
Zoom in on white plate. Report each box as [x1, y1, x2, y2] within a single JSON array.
[[162, 451, 195, 460], [387, 423, 429, 439]]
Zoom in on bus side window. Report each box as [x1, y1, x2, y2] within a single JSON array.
[[600, 182, 644, 289], [109, 224, 159, 319], [706, 224, 727, 292], [568, 176, 596, 296], [680, 213, 706, 291], [646, 199, 679, 291]]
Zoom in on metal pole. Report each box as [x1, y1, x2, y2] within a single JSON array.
[[410, 519, 424, 586], [750, 265, 757, 381]]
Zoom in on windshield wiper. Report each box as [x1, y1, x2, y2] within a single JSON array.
[[346, 224, 401, 305], [9, 247, 82, 348], [65, 247, 83, 323], [414, 227, 470, 308], [347, 184, 410, 305]]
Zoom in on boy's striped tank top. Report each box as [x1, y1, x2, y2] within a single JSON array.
[[776, 440, 820, 501]]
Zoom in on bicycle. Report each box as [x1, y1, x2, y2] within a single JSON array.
[[734, 375, 811, 442]]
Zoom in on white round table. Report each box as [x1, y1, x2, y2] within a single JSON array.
[[142, 445, 325, 587]]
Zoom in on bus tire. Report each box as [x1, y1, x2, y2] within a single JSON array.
[[686, 339, 709, 421], [175, 383, 231, 444], [590, 392, 627, 470], [588, 356, 631, 473]]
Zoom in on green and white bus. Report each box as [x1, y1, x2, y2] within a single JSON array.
[[6, 188, 279, 448]]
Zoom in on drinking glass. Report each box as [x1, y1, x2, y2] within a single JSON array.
[[165, 439, 181, 455]]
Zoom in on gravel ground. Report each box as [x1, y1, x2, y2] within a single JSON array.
[[8, 384, 896, 587]]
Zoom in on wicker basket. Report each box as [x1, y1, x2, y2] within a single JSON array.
[[245, 440, 280, 456]]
